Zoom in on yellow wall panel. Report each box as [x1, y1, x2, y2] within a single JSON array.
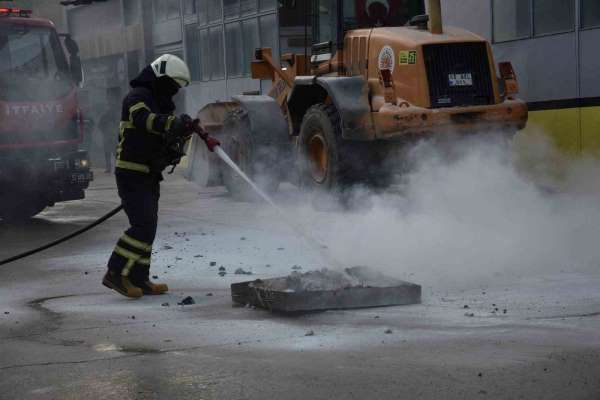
[[521, 108, 581, 155], [581, 106, 600, 157]]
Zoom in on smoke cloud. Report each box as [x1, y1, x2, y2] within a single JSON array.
[[289, 130, 600, 290]]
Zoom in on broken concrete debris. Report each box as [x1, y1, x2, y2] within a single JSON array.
[[234, 268, 252, 275], [178, 296, 195, 306]]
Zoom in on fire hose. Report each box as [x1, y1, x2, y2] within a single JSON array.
[[0, 205, 124, 266], [0, 120, 219, 267]]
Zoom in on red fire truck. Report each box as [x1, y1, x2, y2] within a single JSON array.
[[0, 7, 92, 221]]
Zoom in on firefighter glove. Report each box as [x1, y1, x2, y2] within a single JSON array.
[[168, 114, 194, 138]]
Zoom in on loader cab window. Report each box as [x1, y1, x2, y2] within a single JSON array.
[[349, 0, 425, 29], [313, 0, 337, 44], [312, 0, 425, 43], [278, 1, 314, 55]]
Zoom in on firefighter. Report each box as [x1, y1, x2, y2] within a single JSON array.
[[102, 54, 219, 298]]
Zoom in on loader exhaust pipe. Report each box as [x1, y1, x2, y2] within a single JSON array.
[[428, 0, 443, 34]]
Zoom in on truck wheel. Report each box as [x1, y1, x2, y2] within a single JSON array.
[[221, 108, 282, 201], [298, 104, 361, 192], [0, 196, 47, 223]]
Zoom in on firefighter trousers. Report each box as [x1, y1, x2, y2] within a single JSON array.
[[107, 171, 160, 282]]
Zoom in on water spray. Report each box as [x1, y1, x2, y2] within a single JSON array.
[[190, 119, 343, 267], [213, 145, 343, 269]]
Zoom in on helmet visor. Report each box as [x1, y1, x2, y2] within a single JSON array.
[[173, 77, 189, 88]]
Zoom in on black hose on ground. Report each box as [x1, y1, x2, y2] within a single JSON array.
[[0, 205, 124, 266]]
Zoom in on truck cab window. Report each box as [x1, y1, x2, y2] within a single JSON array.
[[0, 25, 71, 100], [0, 26, 67, 79]]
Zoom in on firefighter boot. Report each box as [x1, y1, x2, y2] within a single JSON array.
[[131, 266, 168, 295], [102, 270, 143, 298], [139, 279, 169, 295]]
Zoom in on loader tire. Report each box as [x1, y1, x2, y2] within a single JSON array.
[[298, 104, 366, 192], [221, 108, 282, 201]]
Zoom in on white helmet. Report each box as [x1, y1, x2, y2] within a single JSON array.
[[151, 54, 191, 88]]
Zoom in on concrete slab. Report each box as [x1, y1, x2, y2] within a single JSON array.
[[232, 267, 421, 312]]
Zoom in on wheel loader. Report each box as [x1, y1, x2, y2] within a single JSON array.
[[195, 0, 528, 198]]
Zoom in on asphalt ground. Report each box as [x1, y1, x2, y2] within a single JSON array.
[[1, 170, 600, 399]]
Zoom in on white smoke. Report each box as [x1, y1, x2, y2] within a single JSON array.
[[199, 125, 600, 292], [292, 130, 600, 290]]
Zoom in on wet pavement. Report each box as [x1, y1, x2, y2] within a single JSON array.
[[1, 171, 600, 399]]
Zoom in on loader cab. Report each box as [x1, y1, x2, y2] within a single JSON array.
[[312, 0, 425, 43], [279, 0, 425, 75]]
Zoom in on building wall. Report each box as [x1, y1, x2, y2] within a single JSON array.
[[67, 0, 129, 111], [441, 0, 491, 39], [63, 1, 145, 166], [180, 0, 278, 116]]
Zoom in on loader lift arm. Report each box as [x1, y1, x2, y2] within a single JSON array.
[[252, 48, 295, 89]]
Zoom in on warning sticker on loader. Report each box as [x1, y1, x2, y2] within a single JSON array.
[[378, 45, 395, 73], [399, 50, 417, 65]]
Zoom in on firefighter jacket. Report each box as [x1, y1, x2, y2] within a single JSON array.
[[116, 66, 178, 175]]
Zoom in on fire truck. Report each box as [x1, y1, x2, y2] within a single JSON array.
[[0, 7, 92, 222]]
